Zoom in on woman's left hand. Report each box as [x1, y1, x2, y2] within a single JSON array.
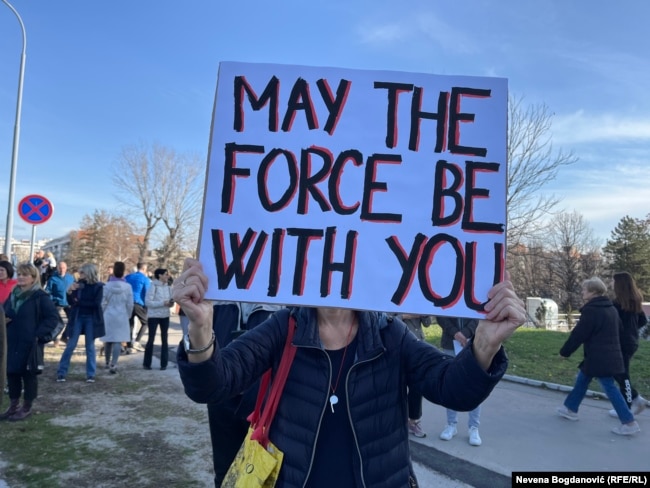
[[473, 272, 526, 370]]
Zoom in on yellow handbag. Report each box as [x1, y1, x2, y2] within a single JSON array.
[[222, 317, 297, 488]]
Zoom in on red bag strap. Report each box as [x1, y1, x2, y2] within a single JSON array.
[[248, 315, 297, 447]]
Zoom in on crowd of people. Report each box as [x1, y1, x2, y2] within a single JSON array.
[[0, 248, 647, 485], [0, 251, 176, 420]]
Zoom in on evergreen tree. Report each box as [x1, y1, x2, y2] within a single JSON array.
[[603, 215, 650, 295]]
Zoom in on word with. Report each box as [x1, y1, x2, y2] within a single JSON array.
[[211, 227, 503, 310]]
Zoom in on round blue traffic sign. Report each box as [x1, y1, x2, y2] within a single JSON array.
[[18, 194, 54, 225]]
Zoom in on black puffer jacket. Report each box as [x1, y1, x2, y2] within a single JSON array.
[[4, 289, 58, 374], [436, 316, 479, 350], [179, 307, 507, 488], [614, 302, 648, 356], [560, 296, 624, 377]]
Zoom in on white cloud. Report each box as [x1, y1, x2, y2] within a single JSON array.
[[358, 23, 406, 43], [357, 11, 474, 54], [552, 111, 650, 144], [547, 158, 650, 239]]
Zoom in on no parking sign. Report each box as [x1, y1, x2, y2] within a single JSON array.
[[18, 194, 54, 225]]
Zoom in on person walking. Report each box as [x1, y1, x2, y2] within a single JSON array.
[[56, 263, 105, 383], [556, 277, 640, 436], [174, 258, 526, 487], [100, 262, 134, 374], [125, 262, 150, 353], [1, 263, 59, 421], [436, 315, 483, 446], [608, 271, 648, 417], [143, 268, 173, 371], [45, 261, 75, 345]]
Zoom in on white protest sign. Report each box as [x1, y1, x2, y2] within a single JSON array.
[[198, 61, 507, 318]]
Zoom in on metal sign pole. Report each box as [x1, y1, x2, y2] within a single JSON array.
[[29, 224, 35, 262]]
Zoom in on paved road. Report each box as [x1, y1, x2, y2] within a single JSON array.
[[410, 375, 648, 486]]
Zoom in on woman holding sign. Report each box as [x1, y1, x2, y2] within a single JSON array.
[[175, 258, 526, 487]]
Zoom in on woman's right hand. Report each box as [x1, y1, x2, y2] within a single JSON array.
[[173, 259, 214, 356]]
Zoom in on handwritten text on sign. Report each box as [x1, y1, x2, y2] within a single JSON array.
[[198, 62, 507, 317]]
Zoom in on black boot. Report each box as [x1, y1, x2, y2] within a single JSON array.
[[0, 398, 20, 420], [9, 402, 32, 421]]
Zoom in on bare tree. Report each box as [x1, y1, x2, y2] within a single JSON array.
[[112, 143, 164, 262], [153, 149, 204, 273], [112, 142, 205, 271], [546, 211, 603, 316], [507, 96, 579, 252], [508, 240, 553, 299]]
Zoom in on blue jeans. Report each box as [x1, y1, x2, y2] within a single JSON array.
[[564, 370, 634, 424], [57, 314, 97, 378], [447, 405, 481, 428], [443, 349, 481, 428]]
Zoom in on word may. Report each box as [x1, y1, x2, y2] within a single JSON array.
[[234, 75, 492, 155]]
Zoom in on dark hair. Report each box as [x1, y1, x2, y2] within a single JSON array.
[[154, 268, 168, 280], [613, 271, 644, 313], [0, 260, 15, 279], [113, 261, 126, 279], [137, 262, 147, 271]]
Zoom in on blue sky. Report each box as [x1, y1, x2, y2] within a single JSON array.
[[1, 0, 649, 244]]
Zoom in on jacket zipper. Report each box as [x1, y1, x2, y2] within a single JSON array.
[[301, 344, 333, 488], [345, 351, 383, 488]]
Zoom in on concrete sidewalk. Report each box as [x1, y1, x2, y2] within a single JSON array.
[[410, 376, 648, 485]]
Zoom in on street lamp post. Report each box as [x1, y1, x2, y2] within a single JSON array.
[[2, 0, 27, 259]]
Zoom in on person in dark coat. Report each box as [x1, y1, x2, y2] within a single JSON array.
[[205, 302, 283, 487], [1, 263, 59, 421], [56, 263, 105, 383], [174, 258, 526, 488], [0, 307, 6, 409], [556, 277, 639, 436], [608, 271, 648, 417], [394, 313, 433, 439]]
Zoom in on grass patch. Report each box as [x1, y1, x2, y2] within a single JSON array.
[[423, 323, 650, 396], [0, 343, 213, 488]]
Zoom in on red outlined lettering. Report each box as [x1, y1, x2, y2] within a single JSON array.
[[233, 75, 280, 132], [316, 78, 352, 135], [361, 153, 403, 223], [448, 87, 490, 157]]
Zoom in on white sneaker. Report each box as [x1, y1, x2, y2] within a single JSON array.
[[439, 424, 457, 441], [632, 396, 647, 416], [556, 405, 578, 421], [468, 426, 482, 446], [608, 408, 618, 418], [612, 421, 640, 436]]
